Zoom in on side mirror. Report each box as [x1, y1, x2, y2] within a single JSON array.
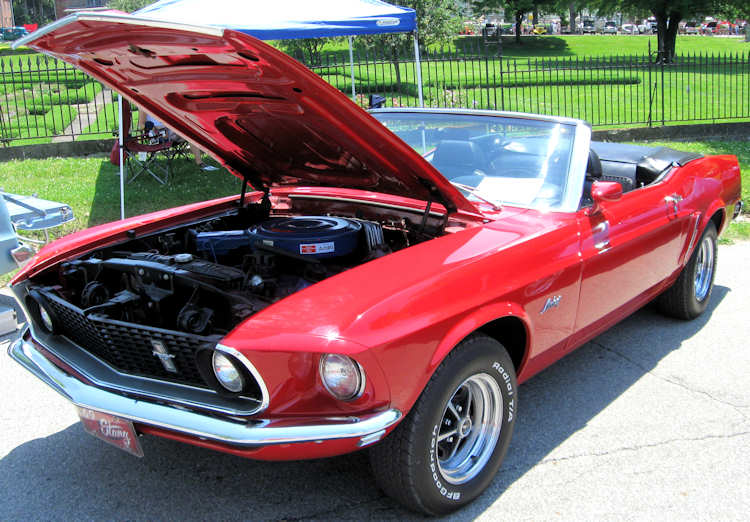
[[587, 181, 622, 216]]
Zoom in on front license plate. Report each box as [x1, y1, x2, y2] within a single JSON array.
[[76, 407, 144, 457]]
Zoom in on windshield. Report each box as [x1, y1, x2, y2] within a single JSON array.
[[371, 112, 577, 211]]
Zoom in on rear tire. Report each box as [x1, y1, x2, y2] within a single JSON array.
[[657, 222, 717, 320], [369, 334, 517, 515]]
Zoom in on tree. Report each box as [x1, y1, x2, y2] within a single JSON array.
[[593, 0, 746, 62], [358, 0, 460, 90], [107, 0, 153, 12], [12, 1, 55, 25], [473, 1, 556, 44], [278, 38, 341, 67]]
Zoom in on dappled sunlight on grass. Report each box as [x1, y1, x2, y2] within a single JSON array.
[[0, 154, 241, 236]]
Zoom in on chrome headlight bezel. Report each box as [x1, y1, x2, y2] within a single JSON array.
[[319, 353, 366, 401]]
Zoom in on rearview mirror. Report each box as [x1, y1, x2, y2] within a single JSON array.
[[587, 181, 622, 216]]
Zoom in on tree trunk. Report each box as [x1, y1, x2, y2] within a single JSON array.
[[391, 47, 402, 92], [664, 11, 681, 62], [515, 11, 523, 44], [532, 9, 538, 27], [654, 9, 681, 63], [569, 4, 577, 33], [654, 10, 668, 63]]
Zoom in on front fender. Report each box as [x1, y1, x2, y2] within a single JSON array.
[[429, 302, 530, 370]]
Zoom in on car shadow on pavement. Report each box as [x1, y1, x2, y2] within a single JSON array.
[[0, 287, 729, 520]]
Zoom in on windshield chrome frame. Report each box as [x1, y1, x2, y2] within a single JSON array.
[[370, 108, 592, 213]]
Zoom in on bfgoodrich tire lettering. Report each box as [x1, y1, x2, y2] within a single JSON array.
[[369, 334, 517, 515], [657, 221, 718, 320]]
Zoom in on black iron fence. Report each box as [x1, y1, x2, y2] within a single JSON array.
[[305, 41, 750, 128], [1, 42, 749, 147], [0, 54, 119, 146]]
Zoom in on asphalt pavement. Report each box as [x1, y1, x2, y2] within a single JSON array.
[[1, 241, 749, 521]]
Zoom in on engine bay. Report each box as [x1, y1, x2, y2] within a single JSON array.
[[34, 203, 447, 338]]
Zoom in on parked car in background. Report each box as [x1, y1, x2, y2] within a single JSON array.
[[621, 23, 639, 34], [602, 21, 618, 34], [0, 191, 73, 275], [9, 12, 744, 516], [683, 21, 700, 34], [1, 26, 29, 41], [703, 21, 718, 34], [532, 24, 547, 35], [582, 19, 596, 33], [482, 22, 500, 42], [716, 21, 732, 34]]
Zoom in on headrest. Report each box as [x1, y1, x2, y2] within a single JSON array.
[[433, 140, 486, 169], [587, 148, 603, 178]]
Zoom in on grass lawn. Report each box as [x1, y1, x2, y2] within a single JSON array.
[[318, 53, 750, 127], [0, 137, 746, 285], [0, 155, 240, 285], [316, 34, 749, 61], [455, 35, 750, 58], [1, 35, 748, 144]]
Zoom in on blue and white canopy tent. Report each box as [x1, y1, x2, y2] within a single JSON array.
[[134, 0, 421, 105], [117, 0, 422, 219]]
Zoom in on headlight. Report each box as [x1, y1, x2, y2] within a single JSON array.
[[26, 291, 57, 334], [319, 354, 364, 401], [39, 305, 54, 332], [212, 351, 245, 393]]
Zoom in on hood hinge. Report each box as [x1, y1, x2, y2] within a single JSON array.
[[418, 178, 455, 232]]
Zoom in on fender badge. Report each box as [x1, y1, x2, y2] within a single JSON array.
[[540, 295, 562, 314], [151, 340, 177, 373]]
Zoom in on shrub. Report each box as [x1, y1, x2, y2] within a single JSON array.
[[5, 105, 78, 136]]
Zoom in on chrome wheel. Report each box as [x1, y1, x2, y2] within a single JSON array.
[[436, 373, 503, 485], [694, 235, 715, 302]]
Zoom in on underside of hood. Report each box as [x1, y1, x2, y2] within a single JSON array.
[[19, 12, 474, 214]]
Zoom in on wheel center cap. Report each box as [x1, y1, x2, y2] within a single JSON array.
[[459, 418, 472, 437]]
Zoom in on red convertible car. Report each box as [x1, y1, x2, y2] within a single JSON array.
[[9, 13, 742, 515]]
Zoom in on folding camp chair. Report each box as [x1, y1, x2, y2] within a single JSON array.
[[121, 100, 174, 185], [164, 139, 191, 162]]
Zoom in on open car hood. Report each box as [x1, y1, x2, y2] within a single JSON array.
[[19, 12, 474, 214]]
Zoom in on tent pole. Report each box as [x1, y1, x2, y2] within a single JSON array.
[[413, 32, 424, 107], [118, 95, 125, 220], [348, 36, 356, 102]]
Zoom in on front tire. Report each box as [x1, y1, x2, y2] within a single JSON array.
[[657, 221, 718, 320], [369, 334, 517, 515]]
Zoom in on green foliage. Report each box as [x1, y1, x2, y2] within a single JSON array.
[[107, 0, 153, 12], [23, 82, 103, 113], [4, 105, 77, 137], [11, 1, 55, 26], [358, 0, 461, 57], [588, 0, 748, 59], [278, 38, 345, 67]]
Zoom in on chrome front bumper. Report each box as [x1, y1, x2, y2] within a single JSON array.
[[8, 336, 401, 447]]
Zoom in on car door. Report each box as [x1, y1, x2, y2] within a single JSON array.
[[572, 181, 694, 339], [0, 196, 20, 275]]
